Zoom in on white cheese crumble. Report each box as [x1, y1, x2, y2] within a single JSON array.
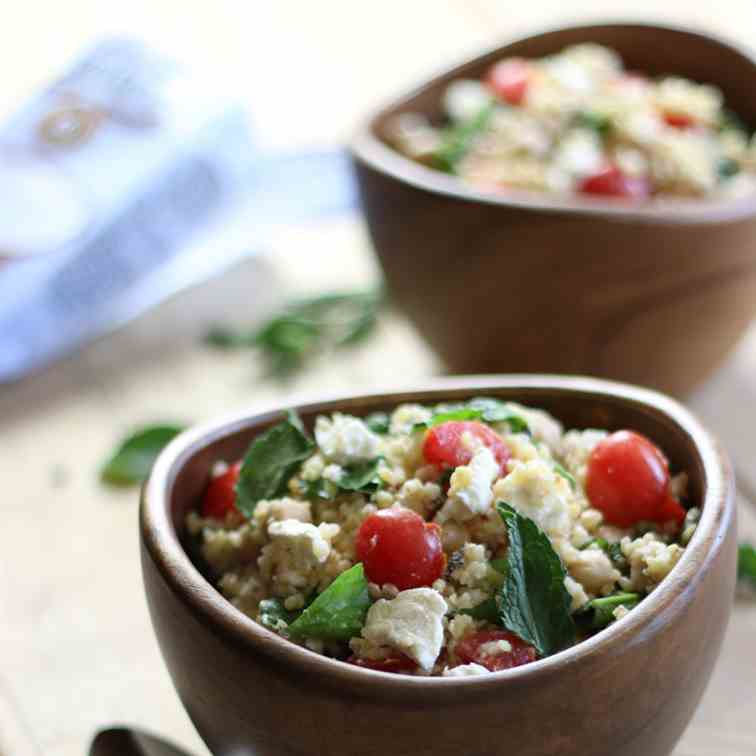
[[443, 663, 490, 677], [444, 79, 492, 122], [493, 459, 572, 538], [360, 588, 447, 670], [314, 413, 381, 465], [479, 639, 513, 657], [437, 446, 499, 522]]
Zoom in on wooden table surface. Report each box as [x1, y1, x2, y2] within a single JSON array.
[[2, 2, 756, 755]]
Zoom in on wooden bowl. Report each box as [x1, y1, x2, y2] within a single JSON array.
[[350, 23, 756, 397], [141, 375, 736, 756]]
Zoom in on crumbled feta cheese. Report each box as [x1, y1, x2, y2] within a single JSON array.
[[443, 663, 489, 677], [444, 79, 492, 122], [553, 128, 605, 180], [315, 413, 381, 464], [259, 519, 340, 597], [361, 588, 447, 670], [493, 459, 572, 538], [389, 404, 432, 435], [613, 604, 630, 621], [267, 498, 312, 523], [437, 447, 499, 522], [479, 639, 513, 657]]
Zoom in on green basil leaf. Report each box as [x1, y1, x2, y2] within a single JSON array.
[[496, 503, 576, 657], [490, 558, 508, 575], [575, 592, 640, 630], [553, 462, 577, 490], [303, 477, 336, 501], [365, 411, 390, 435], [259, 598, 300, 632], [718, 157, 740, 179], [412, 397, 530, 435], [101, 424, 186, 486], [288, 563, 371, 641], [579, 537, 608, 552], [432, 101, 496, 173], [338, 458, 384, 493], [459, 598, 499, 623], [574, 110, 611, 137], [235, 410, 315, 518], [737, 543, 756, 588]]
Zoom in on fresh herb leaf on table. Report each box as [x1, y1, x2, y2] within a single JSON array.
[[101, 424, 186, 486], [235, 410, 315, 518], [205, 288, 384, 379], [496, 503, 576, 657], [288, 563, 371, 641]]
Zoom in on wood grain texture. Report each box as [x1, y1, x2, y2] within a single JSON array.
[[352, 23, 756, 397], [141, 376, 737, 756]]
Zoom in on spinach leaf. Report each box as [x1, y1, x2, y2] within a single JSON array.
[[101, 424, 186, 486], [288, 563, 371, 641], [259, 598, 300, 632], [432, 101, 496, 173], [737, 543, 756, 589], [337, 458, 384, 493], [365, 411, 390, 435], [235, 410, 315, 518], [575, 592, 640, 630], [496, 503, 576, 657], [553, 462, 576, 490]]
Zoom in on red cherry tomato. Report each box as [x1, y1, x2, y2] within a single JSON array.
[[455, 630, 537, 671], [586, 431, 685, 527], [201, 461, 242, 519], [486, 58, 530, 105], [347, 654, 418, 674], [663, 111, 695, 129], [423, 421, 510, 473], [355, 508, 446, 590], [578, 166, 651, 199]]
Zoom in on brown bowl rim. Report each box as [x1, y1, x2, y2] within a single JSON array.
[[349, 20, 756, 226], [140, 374, 733, 699]]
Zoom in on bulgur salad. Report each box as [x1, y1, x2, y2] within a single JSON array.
[[186, 398, 697, 676], [388, 43, 756, 200]]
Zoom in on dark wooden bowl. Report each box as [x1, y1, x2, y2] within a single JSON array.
[[350, 23, 756, 397], [141, 375, 735, 756]]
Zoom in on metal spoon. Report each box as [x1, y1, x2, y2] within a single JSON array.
[[89, 727, 194, 756]]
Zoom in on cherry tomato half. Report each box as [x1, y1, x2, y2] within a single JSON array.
[[663, 111, 696, 129], [201, 461, 242, 519], [455, 630, 537, 672], [355, 508, 446, 590], [586, 431, 685, 527], [347, 654, 418, 674], [423, 420, 510, 473], [486, 58, 530, 105], [578, 166, 651, 199]]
